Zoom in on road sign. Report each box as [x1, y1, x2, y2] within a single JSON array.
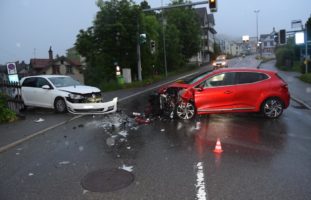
[[6, 63, 17, 75]]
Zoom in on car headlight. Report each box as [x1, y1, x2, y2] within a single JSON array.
[[68, 93, 83, 100]]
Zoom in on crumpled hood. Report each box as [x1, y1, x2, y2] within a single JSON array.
[[59, 85, 100, 94]]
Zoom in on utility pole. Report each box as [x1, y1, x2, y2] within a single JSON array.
[[161, 0, 168, 77], [305, 23, 309, 74]]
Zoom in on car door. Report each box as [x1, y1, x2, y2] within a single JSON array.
[[233, 72, 269, 110], [33, 77, 55, 107], [194, 72, 236, 114], [21, 77, 37, 105]]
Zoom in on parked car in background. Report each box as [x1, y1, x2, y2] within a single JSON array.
[[18, 75, 118, 114], [212, 55, 228, 70], [157, 68, 290, 120]]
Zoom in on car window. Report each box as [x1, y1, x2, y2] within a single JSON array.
[[236, 72, 269, 84], [36, 77, 51, 88], [22, 77, 37, 87], [198, 72, 235, 88]]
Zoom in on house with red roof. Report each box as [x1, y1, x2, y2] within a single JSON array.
[[29, 47, 85, 83]]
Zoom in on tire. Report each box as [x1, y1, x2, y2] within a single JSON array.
[[54, 97, 67, 113], [176, 101, 196, 120], [261, 98, 284, 119]]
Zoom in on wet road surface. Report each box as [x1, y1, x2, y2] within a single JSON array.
[[1, 89, 311, 200]]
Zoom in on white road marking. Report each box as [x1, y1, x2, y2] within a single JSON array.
[[195, 162, 208, 200]]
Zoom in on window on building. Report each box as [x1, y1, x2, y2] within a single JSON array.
[[270, 41, 274, 46], [66, 65, 73, 74]]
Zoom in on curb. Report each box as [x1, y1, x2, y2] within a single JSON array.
[[257, 59, 311, 110], [291, 96, 311, 110]]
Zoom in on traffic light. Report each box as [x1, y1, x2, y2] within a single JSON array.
[[209, 0, 217, 12], [279, 29, 286, 44], [139, 33, 146, 44], [150, 40, 156, 54]]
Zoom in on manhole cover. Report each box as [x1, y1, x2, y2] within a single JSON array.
[[81, 169, 134, 192]]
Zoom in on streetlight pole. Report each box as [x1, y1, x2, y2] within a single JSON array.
[[254, 10, 260, 51]]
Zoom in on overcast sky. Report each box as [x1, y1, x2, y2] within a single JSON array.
[[0, 0, 310, 64]]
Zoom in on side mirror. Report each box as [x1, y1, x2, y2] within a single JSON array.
[[42, 85, 51, 90], [197, 86, 204, 92]]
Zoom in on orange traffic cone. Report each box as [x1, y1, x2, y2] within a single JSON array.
[[213, 138, 223, 153]]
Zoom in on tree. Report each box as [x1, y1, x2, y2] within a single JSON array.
[[75, 0, 141, 85], [75, 0, 203, 86], [166, 0, 201, 62]]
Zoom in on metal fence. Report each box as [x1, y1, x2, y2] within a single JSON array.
[[0, 81, 24, 113]]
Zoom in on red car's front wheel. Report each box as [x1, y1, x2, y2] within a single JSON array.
[[176, 102, 196, 120]]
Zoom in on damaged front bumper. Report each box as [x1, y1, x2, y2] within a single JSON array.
[[66, 97, 118, 115]]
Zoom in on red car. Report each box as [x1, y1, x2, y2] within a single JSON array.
[[158, 68, 290, 120]]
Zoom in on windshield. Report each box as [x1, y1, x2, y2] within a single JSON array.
[[183, 71, 211, 84], [216, 55, 226, 61], [48, 77, 81, 88]]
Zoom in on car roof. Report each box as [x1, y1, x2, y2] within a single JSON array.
[[21, 75, 69, 79], [213, 67, 276, 74]]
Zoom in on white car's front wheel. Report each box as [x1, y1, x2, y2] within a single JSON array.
[[54, 97, 67, 113]]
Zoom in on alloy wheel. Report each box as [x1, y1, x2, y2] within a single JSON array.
[[176, 102, 195, 120], [262, 98, 283, 118]]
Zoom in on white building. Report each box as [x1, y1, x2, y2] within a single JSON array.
[[259, 28, 277, 55], [190, 7, 217, 65]]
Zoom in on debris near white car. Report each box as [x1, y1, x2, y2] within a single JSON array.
[[18, 75, 118, 115]]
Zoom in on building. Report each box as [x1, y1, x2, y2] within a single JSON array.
[[259, 28, 277, 55], [190, 7, 217, 65], [29, 47, 85, 83]]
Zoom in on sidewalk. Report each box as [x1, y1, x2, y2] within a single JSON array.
[[259, 60, 311, 109]]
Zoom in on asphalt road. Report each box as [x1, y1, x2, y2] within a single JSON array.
[[1, 56, 311, 200]]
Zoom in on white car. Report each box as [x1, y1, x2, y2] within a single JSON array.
[[18, 75, 118, 114]]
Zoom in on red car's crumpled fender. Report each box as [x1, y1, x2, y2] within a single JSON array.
[[180, 88, 195, 102], [158, 82, 189, 94]]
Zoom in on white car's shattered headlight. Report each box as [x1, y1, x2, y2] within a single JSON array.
[[69, 93, 84, 100]]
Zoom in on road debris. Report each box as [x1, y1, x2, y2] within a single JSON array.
[[106, 137, 116, 146], [59, 161, 71, 165], [134, 116, 151, 125], [119, 164, 134, 172], [34, 118, 44, 123]]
